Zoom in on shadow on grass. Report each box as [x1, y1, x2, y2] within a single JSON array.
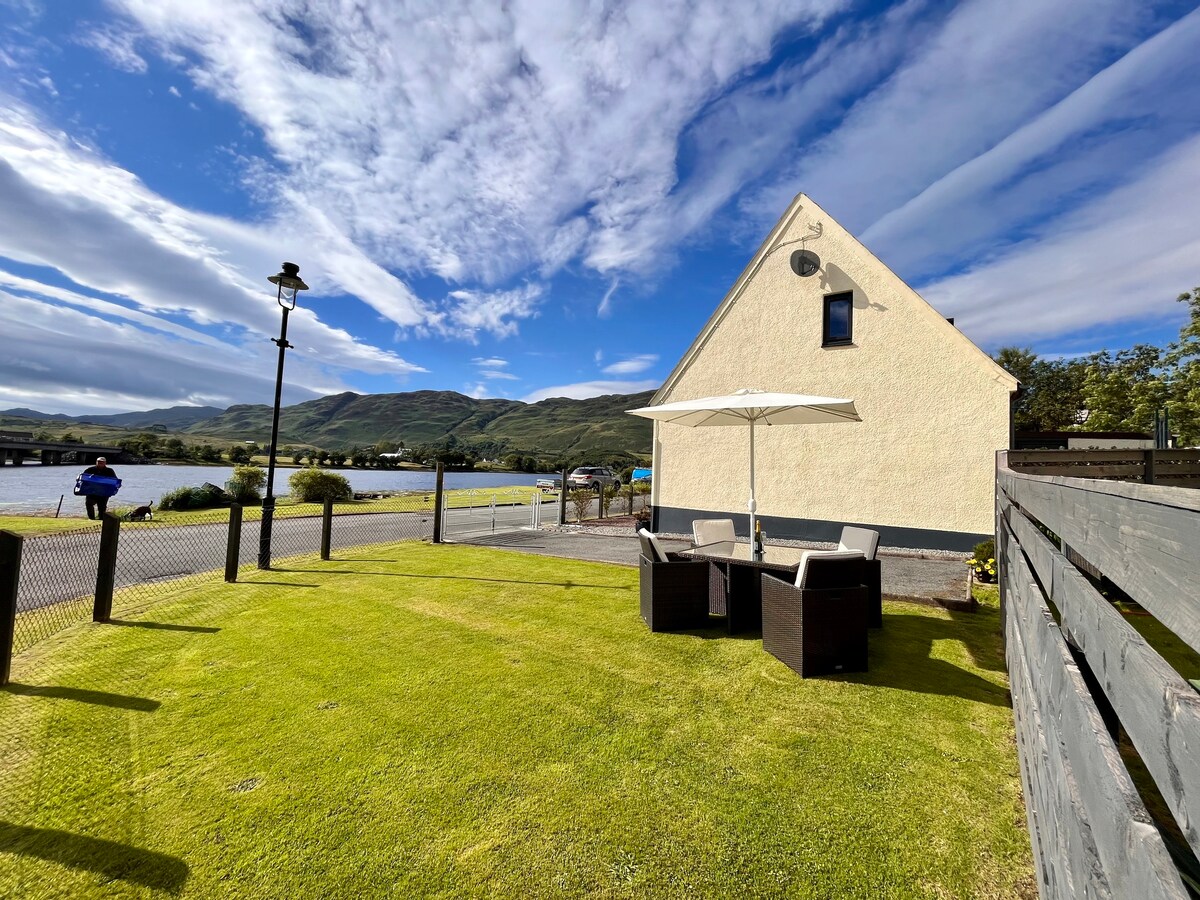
[[1, 683, 160, 712], [845, 606, 1009, 706], [109, 619, 220, 634], [283, 568, 631, 591], [236, 580, 320, 588], [0, 821, 188, 894]]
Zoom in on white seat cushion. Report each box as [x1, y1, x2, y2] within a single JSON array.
[[795, 549, 865, 587], [638, 528, 669, 563], [838, 526, 880, 560], [693, 518, 736, 546]]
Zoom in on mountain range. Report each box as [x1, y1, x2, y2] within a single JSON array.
[[1, 390, 657, 456]]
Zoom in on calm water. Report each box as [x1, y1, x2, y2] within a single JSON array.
[[0, 464, 545, 514]]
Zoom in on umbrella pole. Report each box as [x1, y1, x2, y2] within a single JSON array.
[[748, 418, 756, 542]]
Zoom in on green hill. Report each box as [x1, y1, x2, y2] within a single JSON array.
[[189, 390, 656, 455]]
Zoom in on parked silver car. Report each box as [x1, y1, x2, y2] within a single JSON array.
[[567, 466, 621, 492]]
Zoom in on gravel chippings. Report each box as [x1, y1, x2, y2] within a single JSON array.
[[553, 522, 971, 560]]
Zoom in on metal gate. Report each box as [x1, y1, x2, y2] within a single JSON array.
[[440, 489, 560, 540]]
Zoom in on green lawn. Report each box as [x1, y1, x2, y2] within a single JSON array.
[[0, 545, 1033, 898], [0, 487, 552, 536]]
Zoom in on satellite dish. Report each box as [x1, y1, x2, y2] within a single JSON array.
[[790, 249, 820, 277]]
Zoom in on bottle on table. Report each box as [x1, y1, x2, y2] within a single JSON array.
[[753, 519, 764, 557]]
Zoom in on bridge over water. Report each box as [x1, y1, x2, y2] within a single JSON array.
[[0, 430, 123, 466]]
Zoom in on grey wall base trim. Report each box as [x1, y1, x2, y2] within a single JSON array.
[[652, 505, 987, 553]]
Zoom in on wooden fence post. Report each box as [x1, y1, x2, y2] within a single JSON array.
[[0, 530, 22, 686], [320, 498, 333, 560], [1145, 448, 1156, 485], [558, 468, 568, 526], [93, 513, 120, 622], [225, 504, 242, 583], [432, 463, 445, 543]]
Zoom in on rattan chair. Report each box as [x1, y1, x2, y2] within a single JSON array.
[[795, 527, 883, 628], [691, 519, 735, 616], [761, 551, 868, 677], [638, 529, 710, 632]]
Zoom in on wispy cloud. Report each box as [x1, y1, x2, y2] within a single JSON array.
[[111, 0, 844, 292], [522, 379, 658, 403], [602, 354, 658, 376], [77, 24, 148, 74], [0, 100, 427, 408], [920, 133, 1200, 345]]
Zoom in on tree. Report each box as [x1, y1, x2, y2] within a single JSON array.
[[228, 445, 251, 464], [1081, 345, 1166, 434], [163, 438, 187, 459], [329, 450, 347, 466], [1164, 287, 1200, 446], [291, 449, 305, 465], [994, 347, 1088, 432], [226, 465, 266, 503], [288, 467, 353, 502]]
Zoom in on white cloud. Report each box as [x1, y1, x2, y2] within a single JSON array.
[[0, 100, 428, 410], [167, 84, 180, 97], [444, 284, 543, 341], [0, 289, 342, 413], [522, 379, 658, 402], [602, 354, 658, 375], [471, 357, 508, 368], [77, 25, 148, 74], [111, 0, 844, 292], [597, 278, 619, 317], [861, 6, 1200, 279], [920, 133, 1200, 346], [747, 0, 1159, 232]]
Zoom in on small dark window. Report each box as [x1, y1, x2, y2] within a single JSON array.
[[823, 292, 853, 346]]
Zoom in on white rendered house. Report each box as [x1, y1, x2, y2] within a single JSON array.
[[647, 193, 1017, 552]]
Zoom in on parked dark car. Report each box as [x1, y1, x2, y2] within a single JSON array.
[[567, 466, 621, 492]]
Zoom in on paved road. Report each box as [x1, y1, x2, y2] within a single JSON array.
[[16, 512, 433, 612]]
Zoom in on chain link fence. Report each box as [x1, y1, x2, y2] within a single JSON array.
[[10, 524, 100, 657], [2, 493, 453, 674], [112, 512, 230, 614]]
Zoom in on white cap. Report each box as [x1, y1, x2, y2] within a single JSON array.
[[96, 457, 106, 462]]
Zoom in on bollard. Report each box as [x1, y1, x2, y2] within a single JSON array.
[[432, 463, 445, 543], [225, 504, 243, 583], [0, 530, 23, 686], [321, 498, 333, 560], [93, 512, 121, 622]]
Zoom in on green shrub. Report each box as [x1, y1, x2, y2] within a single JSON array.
[[288, 467, 352, 502], [159, 484, 226, 511], [226, 465, 266, 504], [968, 539, 996, 583]]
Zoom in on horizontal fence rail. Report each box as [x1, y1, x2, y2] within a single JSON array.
[[997, 450, 1200, 898], [1009, 449, 1200, 488]]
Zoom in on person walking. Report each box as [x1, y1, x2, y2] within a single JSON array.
[[80, 457, 119, 519]]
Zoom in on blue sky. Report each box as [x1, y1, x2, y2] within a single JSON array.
[[0, 0, 1197, 416]]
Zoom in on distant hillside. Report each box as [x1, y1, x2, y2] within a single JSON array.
[[191, 390, 657, 454], [1, 405, 224, 429]]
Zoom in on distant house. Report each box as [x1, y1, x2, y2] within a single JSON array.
[[647, 193, 1018, 552], [378, 449, 412, 460], [1014, 431, 1156, 450]]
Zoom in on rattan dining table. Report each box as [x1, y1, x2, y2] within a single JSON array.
[[680, 541, 806, 634]]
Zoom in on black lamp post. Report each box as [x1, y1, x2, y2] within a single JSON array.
[[258, 261, 309, 569]]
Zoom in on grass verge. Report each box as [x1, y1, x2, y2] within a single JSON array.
[[0, 545, 1033, 898], [1, 486, 553, 535]]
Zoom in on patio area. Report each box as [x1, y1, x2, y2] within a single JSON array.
[[0, 542, 1033, 898]]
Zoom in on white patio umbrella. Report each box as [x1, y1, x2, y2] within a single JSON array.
[[626, 388, 861, 540]]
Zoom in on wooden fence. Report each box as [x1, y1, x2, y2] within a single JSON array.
[[997, 450, 1200, 898], [1008, 448, 1200, 488]]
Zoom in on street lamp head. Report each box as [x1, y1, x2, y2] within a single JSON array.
[[267, 261, 309, 310]]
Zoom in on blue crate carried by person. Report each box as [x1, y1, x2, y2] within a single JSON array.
[[74, 473, 122, 497]]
